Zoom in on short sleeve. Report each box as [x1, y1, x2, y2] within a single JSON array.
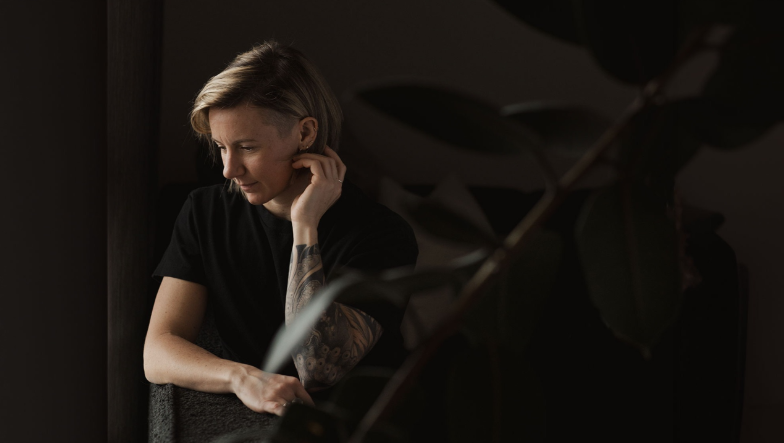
[[152, 194, 207, 286]]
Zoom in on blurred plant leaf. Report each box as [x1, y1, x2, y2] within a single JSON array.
[[381, 267, 465, 296], [702, 25, 784, 138], [448, 248, 492, 284], [262, 275, 401, 374], [354, 84, 541, 154], [575, 184, 682, 350], [502, 102, 613, 158], [448, 248, 490, 271], [405, 198, 500, 248], [576, 0, 680, 85], [328, 367, 395, 426], [492, 0, 582, 45]]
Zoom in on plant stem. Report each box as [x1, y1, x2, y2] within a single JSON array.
[[348, 24, 713, 443]]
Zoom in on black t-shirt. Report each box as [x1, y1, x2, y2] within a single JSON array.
[[153, 181, 418, 376]]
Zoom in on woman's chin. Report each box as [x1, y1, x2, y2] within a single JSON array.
[[244, 192, 267, 205]]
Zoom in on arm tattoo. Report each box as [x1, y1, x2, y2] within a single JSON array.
[[285, 243, 383, 390]]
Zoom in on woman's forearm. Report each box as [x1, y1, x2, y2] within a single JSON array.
[[286, 223, 383, 390], [143, 332, 252, 394]]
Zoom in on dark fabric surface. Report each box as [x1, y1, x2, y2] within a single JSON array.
[[149, 383, 279, 443]]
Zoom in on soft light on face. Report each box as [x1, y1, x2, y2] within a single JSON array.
[[208, 105, 300, 205]]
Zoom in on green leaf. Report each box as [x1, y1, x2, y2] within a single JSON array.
[[353, 84, 540, 154], [491, 0, 582, 45], [575, 184, 682, 349], [703, 26, 784, 135], [577, 0, 680, 85], [261, 274, 399, 374], [502, 102, 612, 158], [406, 198, 500, 248]]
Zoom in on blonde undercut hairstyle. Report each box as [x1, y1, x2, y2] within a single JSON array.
[[190, 40, 343, 192]]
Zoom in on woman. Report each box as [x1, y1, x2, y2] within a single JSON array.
[[143, 41, 418, 416]]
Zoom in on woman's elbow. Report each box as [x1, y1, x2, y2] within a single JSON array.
[[142, 337, 167, 384]]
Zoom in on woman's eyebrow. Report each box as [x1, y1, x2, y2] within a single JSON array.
[[212, 138, 257, 145]]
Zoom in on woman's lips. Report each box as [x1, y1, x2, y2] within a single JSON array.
[[239, 182, 258, 191]]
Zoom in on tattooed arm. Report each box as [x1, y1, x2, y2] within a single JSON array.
[[285, 238, 383, 391]]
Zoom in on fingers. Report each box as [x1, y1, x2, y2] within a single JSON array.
[[262, 400, 287, 416], [270, 377, 314, 413], [292, 156, 330, 181], [292, 381, 315, 406], [294, 147, 347, 184], [323, 146, 347, 182], [237, 371, 316, 417]]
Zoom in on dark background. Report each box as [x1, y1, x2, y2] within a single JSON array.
[[2, 0, 782, 441]]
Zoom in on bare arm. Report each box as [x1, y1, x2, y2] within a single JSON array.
[[285, 225, 383, 391], [144, 276, 312, 415]]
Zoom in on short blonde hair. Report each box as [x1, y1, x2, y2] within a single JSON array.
[[190, 41, 343, 190]]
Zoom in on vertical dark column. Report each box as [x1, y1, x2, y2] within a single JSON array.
[[0, 1, 108, 442], [107, 0, 163, 441]]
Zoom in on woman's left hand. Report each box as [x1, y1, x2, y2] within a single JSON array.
[[290, 146, 346, 226]]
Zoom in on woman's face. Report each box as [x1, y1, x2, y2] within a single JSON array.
[[209, 105, 302, 206]]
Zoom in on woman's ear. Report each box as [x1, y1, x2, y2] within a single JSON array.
[[298, 116, 318, 149]]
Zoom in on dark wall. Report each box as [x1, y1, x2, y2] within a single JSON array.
[[0, 1, 108, 441]]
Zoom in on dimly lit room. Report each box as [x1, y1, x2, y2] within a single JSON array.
[[3, 1, 783, 442]]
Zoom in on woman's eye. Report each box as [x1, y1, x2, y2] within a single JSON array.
[[217, 145, 226, 151], [241, 146, 254, 151]]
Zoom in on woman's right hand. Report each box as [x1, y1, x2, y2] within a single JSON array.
[[232, 365, 315, 416]]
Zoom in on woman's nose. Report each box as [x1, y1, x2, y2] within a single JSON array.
[[222, 151, 244, 179]]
